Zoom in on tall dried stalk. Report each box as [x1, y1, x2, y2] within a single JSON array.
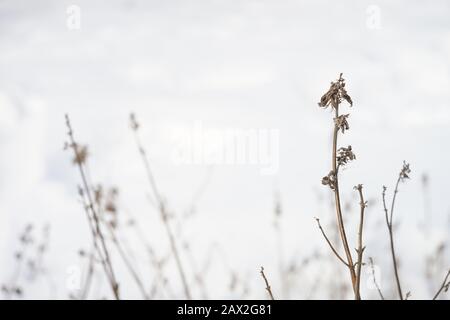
[[104, 223, 150, 299], [354, 184, 367, 298], [80, 249, 95, 300], [317, 74, 366, 300], [129, 113, 192, 300], [369, 257, 385, 300], [260, 267, 275, 300], [382, 161, 410, 300], [65, 114, 120, 300], [433, 269, 450, 300]]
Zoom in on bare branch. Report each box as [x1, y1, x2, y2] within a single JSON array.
[[369, 257, 384, 300], [314, 218, 349, 267], [382, 162, 410, 300], [260, 266, 275, 300], [433, 269, 450, 300], [354, 184, 367, 299], [65, 114, 120, 300], [129, 113, 192, 300]]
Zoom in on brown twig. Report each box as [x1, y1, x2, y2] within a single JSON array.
[[104, 222, 150, 299], [260, 267, 275, 300], [332, 108, 357, 297], [354, 184, 366, 299], [432, 269, 450, 300], [382, 162, 410, 300], [80, 248, 95, 299], [65, 114, 120, 300], [369, 257, 384, 300], [314, 218, 349, 267], [318, 74, 358, 299], [129, 113, 191, 300]]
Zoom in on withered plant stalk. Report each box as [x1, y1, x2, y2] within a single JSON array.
[[65, 115, 120, 300], [104, 222, 150, 299], [369, 257, 385, 300], [433, 269, 450, 300], [260, 267, 275, 300], [355, 184, 367, 298], [129, 114, 192, 300], [382, 161, 410, 300], [317, 74, 366, 300]]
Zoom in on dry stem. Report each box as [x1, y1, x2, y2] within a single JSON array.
[[260, 267, 275, 300], [65, 114, 120, 300], [382, 181, 404, 300], [433, 269, 450, 300], [354, 185, 366, 299], [332, 106, 357, 298], [369, 258, 384, 300], [130, 114, 191, 300]]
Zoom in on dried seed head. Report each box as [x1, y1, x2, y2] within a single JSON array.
[[322, 170, 337, 190], [334, 114, 350, 133], [399, 161, 411, 181], [71, 143, 88, 165], [130, 113, 139, 131], [94, 185, 103, 204], [318, 73, 353, 110], [337, 145, 356, 166]]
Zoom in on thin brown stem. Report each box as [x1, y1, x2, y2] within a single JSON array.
[[260, 267, 275, 300], [433, 269, 450, 300], [382, 181, 404, 300], [369, 257, 385, 300], [104, 222, 150, 299], [80, 249, 95, 300], [65, 114, 120, 300], [130, 114, 191, 300], [354, 185, 366, 300], [332, 106, 357, 298], [315, 218, 350, 267]]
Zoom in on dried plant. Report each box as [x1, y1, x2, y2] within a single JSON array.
[[317, 73, 366, 300], [381, 161, 411, 300], [95, 185, 150, 299], [129, 113, 192, 300], [433, 269, 450, 300], [369, 257, 384, 300], [1, 224, 52, 299], [260, 267, 275, 300], [65, 115, 120, 300]]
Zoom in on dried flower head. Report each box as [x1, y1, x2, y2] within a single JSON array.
[[322, 170, 337, 190], [318, 73, 353, 109], [335, 114, 350, 133], [337, 145, 356, 166], [399, 161, 411, 181], [94, 185, 104, 204], [71, 143, 88, 165], [130, 113, 140, 131]]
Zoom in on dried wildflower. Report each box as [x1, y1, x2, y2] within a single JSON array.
[[322, 170, 337, 190], [105, 188, 118, 213], [130, 113, 139, 131], [318, 73, 353, 109], [335, 114, 350, 133], [94, 185, 103, 204], [72, 143, 88, 165], [337, 145, 356, 166], [399, 161, 411, 181]]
